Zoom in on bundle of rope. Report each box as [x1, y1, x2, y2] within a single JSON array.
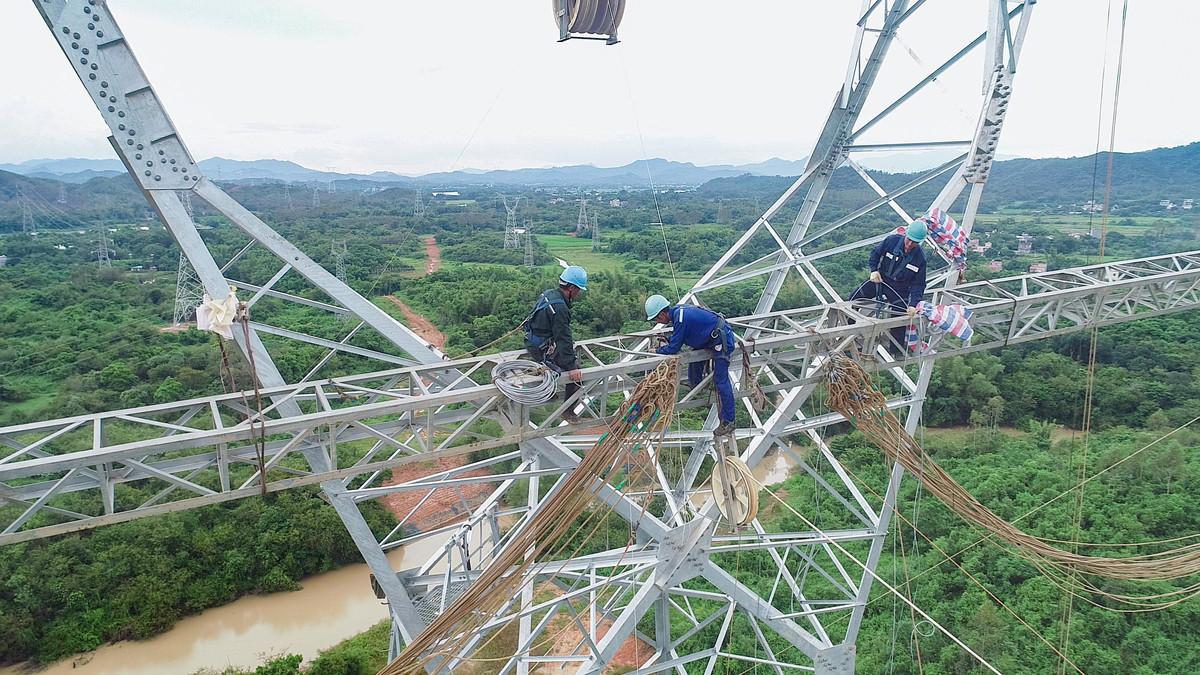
[[381, 358, 680, 674], [491, 359, 559, 405], [553, 0, 626, 36], [825, 354, 1200, 611]]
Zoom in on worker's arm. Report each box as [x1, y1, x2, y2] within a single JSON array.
[[550, 305, 579, 369], [868, 237, 886, 273], [656, 309, 688, 355], [908, 258, 928, 307]]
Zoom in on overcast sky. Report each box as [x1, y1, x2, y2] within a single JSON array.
[[0, 1, 1193, 174]]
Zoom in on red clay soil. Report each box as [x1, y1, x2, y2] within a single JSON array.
[[423, 235, 442, 275], [541, 585, 655, 673], [378, 456, 493, 533], [385, 295, 447, 350]]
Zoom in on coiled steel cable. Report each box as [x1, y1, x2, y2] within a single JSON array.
[[491, 359, 559, 405]]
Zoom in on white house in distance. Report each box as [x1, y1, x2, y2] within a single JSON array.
[[1029, 262, 1047, 274], [1017, 234, 1033, 254]]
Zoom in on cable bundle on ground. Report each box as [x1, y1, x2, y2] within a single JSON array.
[[825, 354, 1200, 611], [381, 358, 679, 674]]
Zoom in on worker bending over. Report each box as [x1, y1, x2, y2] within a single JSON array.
[[644, 295, 737, 437], [524, 266, 589, 422], [850, 221, 928, 350]]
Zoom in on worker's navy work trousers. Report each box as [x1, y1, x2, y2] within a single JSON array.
[[850, 280, 910, 348], [688, 329, 737, 424]]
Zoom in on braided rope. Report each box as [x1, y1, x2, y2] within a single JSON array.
[[825, 354, 1200, 610], [382, 358, 680, 674]]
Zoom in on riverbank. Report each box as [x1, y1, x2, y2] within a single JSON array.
[[0, 537, 446, 675]]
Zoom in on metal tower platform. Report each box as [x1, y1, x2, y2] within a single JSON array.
[[5, 2, 1182, 673]]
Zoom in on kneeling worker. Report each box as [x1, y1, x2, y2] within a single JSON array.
[[644, 295, 736, 436], [849, 220, 928, 349], [524, 265, 588, 422]]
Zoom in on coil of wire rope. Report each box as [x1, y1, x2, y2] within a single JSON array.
[[553, 0, 625, 36], [491, 359, 560, 405]]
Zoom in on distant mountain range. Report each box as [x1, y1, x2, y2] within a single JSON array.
[[0, 155, 818, 187], [2, 143, 1197, 207]]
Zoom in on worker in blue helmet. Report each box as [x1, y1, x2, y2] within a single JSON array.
[[645, 295, 737, 437], [849, 221, 928, 351], [523, 265, 589, 421]]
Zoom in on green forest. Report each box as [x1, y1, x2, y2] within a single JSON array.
[[1, 166, 1200, 674]]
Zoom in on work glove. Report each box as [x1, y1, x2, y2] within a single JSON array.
[[869, 271, 882, 283], [567, 369, 583, 384], [906, 306, 917, 318]]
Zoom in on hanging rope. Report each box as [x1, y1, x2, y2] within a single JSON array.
[[825, 354, 1200, 610], [381, 358, 679, 674]]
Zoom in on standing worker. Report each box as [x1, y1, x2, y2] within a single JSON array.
[[644, 295, 737, 437], [850, 221, 928, 351], [524, 265, 588, 422]]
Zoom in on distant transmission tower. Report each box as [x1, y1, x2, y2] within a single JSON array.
[[332, 239, 349, 321], [413, 189, 426, 219], [93, 227, 112, 269], [283, 184, 293, 210], [501, 195, 521, 249], [179, 190, 194, 218], [575, 196, 589, 235], [173, 253, 204, 326], [523, 219, 535, 267], [591, 213, 600, 252], [717, 198, 730, 225], [20, 198, 34, 235], [312, 186, 321, 209], [57, 184, 67, 204]]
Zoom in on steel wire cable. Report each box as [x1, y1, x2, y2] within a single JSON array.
[[490, 359, 560, 405]]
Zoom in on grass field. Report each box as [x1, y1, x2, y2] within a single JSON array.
[[538, 234, 629, 274], [976, 213, 1180, 236], [539, 234, 701, 284]]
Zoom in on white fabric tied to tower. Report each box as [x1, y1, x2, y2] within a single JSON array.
[[196, 287, 240, 340]]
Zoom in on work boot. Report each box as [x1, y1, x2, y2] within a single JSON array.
[[562, 410, 583, 425], [714, 420, 736, 437]]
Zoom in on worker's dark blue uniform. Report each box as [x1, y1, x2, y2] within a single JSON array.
[[656, 305, 736, 424], [850, 233, 928, 345]]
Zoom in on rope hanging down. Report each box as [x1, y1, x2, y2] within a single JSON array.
[[825, 355, 1200, 610], [382, 358, 680, 674]]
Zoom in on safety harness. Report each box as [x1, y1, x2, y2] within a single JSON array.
[[522, 290, 568, 357]]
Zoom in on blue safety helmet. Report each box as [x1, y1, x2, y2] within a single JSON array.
[[644, 294, 670, 321], [905, 220, 928, 243], [559, 265, 588, 291]]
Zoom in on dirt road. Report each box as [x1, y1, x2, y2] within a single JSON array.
[[423, 235, 441, 275], [385, 295, 447, 350]]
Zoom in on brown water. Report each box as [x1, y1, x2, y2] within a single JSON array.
[[2, 536, 447, 675]]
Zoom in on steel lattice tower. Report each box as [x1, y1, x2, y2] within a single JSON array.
[[332, 239, 350, 321], [575, 195, 589, 235], [312, 186, 321, 208], [20, 198, 34, 235], [501, 194, 522, 249], [413, 189, 425, 219], [523, 219, 535, 267], [1, 4, 1104, 675], [172, 252, 204, 325], [92, 226, 112, 269]]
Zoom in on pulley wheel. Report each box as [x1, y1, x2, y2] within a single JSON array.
[[710, 456, 759, 525]]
